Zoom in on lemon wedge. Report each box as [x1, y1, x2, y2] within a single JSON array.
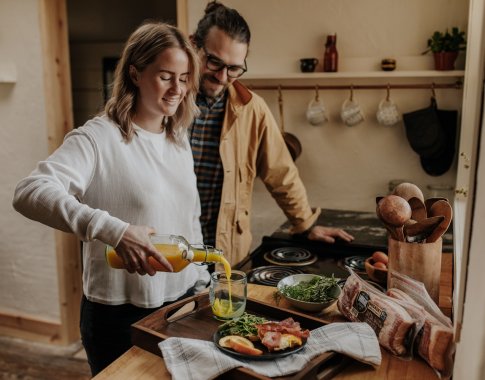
[[219, 335, 254, 348]]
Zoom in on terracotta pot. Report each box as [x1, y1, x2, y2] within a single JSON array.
[[433, 51, 459, 71]]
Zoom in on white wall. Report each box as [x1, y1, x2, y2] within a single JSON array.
[[0, 0, 59, 320], [187, 0, 468, 250]]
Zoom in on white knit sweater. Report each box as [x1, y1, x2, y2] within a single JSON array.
[[13, 115, 209, 307]]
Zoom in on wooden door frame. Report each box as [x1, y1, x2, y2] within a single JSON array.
[[452, 0, 485, 341], [39, 0, 82, 345], [176, 0, 188, 35]]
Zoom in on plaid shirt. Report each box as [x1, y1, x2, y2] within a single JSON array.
[[189, 92, 227, 246]]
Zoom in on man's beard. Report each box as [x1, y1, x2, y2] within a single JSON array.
[[200, 73, 228, 99]]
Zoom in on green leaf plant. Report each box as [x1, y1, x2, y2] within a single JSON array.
[[422, 27, 466, 54]]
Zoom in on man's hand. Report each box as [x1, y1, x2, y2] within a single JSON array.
[[307, 225, 354, 243], [115, 225, 174, 276]]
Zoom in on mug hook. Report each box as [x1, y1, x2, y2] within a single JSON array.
[[277, 85, 285, 132], [431, 82, 437, 99]]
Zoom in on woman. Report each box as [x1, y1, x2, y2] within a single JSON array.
[[12, 22, 208, 375]]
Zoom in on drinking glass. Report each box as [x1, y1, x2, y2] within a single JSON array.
[[209, 270, 247, 320]]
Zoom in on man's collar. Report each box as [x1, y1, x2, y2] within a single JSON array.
[[228, 80, 252, 106], [197, 79, 253, 108]]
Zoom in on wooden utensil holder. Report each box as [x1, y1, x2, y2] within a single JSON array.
[[387, 237, 442, 304]]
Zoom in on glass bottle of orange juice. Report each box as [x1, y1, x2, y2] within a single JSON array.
[[105, 234, 229, 273]]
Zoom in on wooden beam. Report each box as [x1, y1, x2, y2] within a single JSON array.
[[176, 0, 188, 35], [38, 0, 82, 345], [0, 311, 61, 344]]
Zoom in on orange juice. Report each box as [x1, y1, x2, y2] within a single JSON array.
[[210, 270, 247, 320], [106, 243, 230, 273]]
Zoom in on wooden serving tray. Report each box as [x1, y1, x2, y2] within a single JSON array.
[[131, 293, 350, 380]]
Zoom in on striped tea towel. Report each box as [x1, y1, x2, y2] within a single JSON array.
[[159, 322, 381, 380]]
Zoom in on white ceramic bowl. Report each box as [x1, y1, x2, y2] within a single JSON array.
[[277, 274, 341, 313]]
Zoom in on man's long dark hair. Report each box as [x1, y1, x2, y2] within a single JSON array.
[[192, 1, 251, 49]]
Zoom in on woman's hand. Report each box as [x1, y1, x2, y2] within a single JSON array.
[[115, 225, 173, 276], [307, 225, 354, 243]]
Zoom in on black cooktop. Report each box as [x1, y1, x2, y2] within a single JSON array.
[[236, 208, 453, 286], [271, 208, 453, 253]]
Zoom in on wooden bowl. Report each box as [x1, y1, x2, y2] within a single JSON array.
[[365, 257, 388, 285]]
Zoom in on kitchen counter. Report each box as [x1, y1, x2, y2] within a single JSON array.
[[93, 253, 452, 380]]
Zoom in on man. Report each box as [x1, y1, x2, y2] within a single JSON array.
[[189, 1, 353, 266]]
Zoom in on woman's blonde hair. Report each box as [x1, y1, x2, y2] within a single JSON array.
[[105, 22, 200, 144]]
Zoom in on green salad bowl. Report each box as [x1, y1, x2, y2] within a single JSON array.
[[276, 274, 341, 313]]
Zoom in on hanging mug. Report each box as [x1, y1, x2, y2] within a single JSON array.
[[341, 86, 365, 126], [377, 99, 401, 126], [306, 86, 328, 126], [376, 85, 401, 126]]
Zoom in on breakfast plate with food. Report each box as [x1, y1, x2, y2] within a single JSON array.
[[213, 312, 310, 360]]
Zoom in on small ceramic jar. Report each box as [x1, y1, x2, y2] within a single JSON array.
[[381, 58, 396, 71]]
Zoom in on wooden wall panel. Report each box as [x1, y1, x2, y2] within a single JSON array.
[[38, 0, 82, 345]]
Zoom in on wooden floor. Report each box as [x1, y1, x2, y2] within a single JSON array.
[[0, 336, 91, 380]]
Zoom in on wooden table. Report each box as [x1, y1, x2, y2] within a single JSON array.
[[94, 253, 452, 380]]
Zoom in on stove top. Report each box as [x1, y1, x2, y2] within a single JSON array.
[[263, 247, 317, 266], [343, 256, 367, 272], [246, 266, 305, 287], [272, 208, 453, 253], [236, 235, 373, 285], [236, 208, 453, 286]]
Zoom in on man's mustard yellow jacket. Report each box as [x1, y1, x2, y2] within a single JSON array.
[[215, 81, 320, 266]]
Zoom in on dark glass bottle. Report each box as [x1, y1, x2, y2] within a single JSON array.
[[324, 34, 338, 72]]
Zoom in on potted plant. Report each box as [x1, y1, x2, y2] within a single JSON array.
[[423, 27, 466, 70]]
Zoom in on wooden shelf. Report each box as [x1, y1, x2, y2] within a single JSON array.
[[239, 70, 464, 91], [0, 62, 17, 84], [241, 70, 465, 81]]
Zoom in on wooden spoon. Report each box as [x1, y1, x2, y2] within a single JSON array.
[[404, 216, 445, 243], [392, 182, 425, 203], [427, 200, 453, 243], [377, 195, 412, 241], [408, 196, 427, 222], [424, 197, 448, 217]]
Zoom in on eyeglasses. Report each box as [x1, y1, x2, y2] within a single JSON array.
[[202, 47, 247, 79]]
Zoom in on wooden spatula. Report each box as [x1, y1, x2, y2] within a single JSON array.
[[408, 197, 427, 222], [427, 200, 453, 243], [404, 216, 445, 243], [424, 197, 448, 218]]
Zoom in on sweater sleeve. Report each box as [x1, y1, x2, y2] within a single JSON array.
[[12, 129, 129, 247]]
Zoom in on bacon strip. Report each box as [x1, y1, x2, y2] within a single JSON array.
[[256, 318, 310, 351]]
